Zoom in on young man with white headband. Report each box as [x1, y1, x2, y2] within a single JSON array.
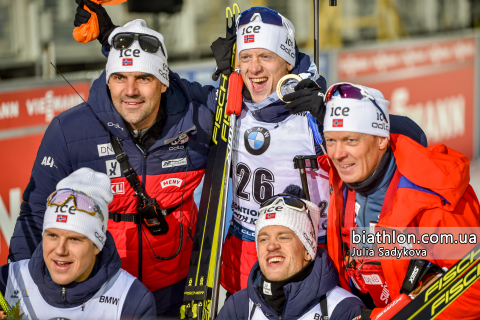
[[10, 12, 217, 318], [319, 83, 480, 319], [213, 6, 334, 296], [217, 186, 365, 320], [0, 168, 155, 320]]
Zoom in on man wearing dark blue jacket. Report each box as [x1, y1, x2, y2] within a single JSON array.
[[9, 17, 216, 317], [0, 168, 155, 320], [217, 192, 365, 320]]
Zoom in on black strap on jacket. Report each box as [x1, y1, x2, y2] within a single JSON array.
[[109, 203, 181, 223], [320, 294, 329, 320], [108, 133, 148, 204], [81, 101, 165, 216]]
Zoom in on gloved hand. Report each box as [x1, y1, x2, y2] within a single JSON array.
[[210, 34, 236, 81], [74, 0, 116, 46], [283, 79, 326, 124]]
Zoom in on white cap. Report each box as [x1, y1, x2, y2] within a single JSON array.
[[43, 168, 113, 251], [255, 197, 320, 259], [106, 19, 169, 87], [324, 84, 390, 138], [236, 8, 296, 66]]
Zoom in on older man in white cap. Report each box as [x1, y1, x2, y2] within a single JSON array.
[[217, 187, 365, 320], [321, 83, 480, 319], [0, 168, 155, 320]]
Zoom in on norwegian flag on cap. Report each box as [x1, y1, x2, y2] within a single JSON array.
[[332, 119, 343, 127], [123, 58, 133, 66], [266, 212, 276, 219], [244, 35, 255, 43], [56, 215, 68, 223]]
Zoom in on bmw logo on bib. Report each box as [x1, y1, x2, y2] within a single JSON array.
[[244, 127, 270, 155]]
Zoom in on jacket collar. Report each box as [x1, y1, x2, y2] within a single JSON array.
[[28, 232, 122, 308], [329, 134, 470, 229], [86, 70, 195, 146], [247, 249, 338, 319]]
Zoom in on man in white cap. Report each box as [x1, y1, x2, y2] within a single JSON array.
[[0, 168, 155, 320], [321, 83, 480, 319], [217, 188, 365, 320]]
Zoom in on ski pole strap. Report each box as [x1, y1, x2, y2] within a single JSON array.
[[319, 294, 328, 319], [109, 203, 181, 223], [0, 290, 13, 318], [400, 259, 445, 294]]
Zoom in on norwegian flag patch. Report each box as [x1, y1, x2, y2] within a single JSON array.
[[56, 215, 68, 223], [332, 119, 343, 127], [244, 35, 255, 43], [123, 58, 133, 66], [266, 212, 276, 219]]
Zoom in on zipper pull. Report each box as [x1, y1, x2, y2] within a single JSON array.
[[62, 287, 66, 301], [82, 302, 85, 311]]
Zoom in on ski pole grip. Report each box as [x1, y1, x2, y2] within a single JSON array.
[[370, 294, 412, 320], [226, 70, 243, 116]]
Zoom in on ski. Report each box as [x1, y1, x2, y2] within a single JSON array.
[[180, 3, 241, 320], [383, 241, 480, 320]]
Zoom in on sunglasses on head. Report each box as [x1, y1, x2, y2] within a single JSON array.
[[260, 194, 315, 234], [325, 82, 388, 123], [47, 189, 104, 222], [236, 6, 283, 27], [112, 32, 166, 57]]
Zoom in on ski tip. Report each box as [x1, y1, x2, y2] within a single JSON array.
[[226, 6, 233, 19], [233, 3, 241, 15]]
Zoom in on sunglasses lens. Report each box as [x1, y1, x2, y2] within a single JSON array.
[[113, 33, 134, 50], [238, 7, 283, 27], [49, 190, 99, 214], [260, 196, 279, 208], [283, 196, 305, 210], [139, 35, 160, 53], [325, 84, 364, 102]]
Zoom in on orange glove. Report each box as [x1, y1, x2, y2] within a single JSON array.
[[73, 0, 126, 43]]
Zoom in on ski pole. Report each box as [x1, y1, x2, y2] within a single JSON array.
[[313, 0, 319, 69], [0, 291, 13, 318], [293, 155, 320, 201]]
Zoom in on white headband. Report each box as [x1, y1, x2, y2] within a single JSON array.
[[236, 11, 296, 66], [106, 19, 169, 87], [255, 197, 320, 259], [324, 84, 391, 138]]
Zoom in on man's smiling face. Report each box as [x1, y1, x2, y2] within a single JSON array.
[[108, 72, 167, 131], [43, 228, 100, 285], [239, 48, 294, 103], [257, 225, 311, 281]]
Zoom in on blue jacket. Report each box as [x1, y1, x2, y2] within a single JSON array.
[[0, 232, 156, 319], [217, 248, 365, 320], [9, 69, 217, 292]]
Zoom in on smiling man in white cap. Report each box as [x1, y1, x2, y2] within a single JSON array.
[[0, 168, 155, 320], [217, 188, 364, 320], [322, 83, 480, 319]]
